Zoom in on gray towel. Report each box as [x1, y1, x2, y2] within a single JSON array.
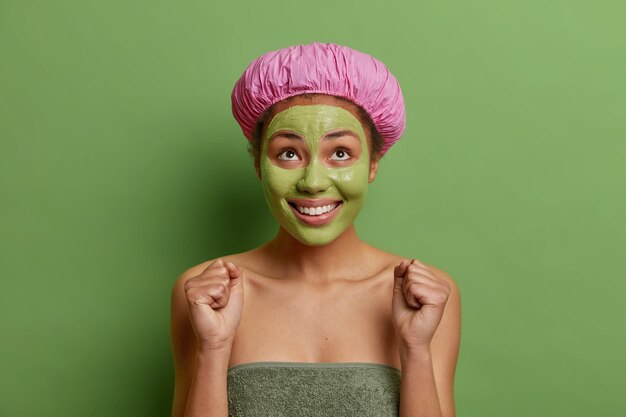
[[227, 362, 401, 417]]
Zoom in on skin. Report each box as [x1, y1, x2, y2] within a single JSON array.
[[170, 94, 462, 417], [260, 104, 371, 246]]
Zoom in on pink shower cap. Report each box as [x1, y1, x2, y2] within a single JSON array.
[[231, 42, 406, 156]]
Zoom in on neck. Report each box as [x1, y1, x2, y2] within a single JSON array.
[[263, 224, 371, 282]]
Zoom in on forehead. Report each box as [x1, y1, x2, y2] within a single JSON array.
[[263, 94, 369, 140], [270, 94, 363, 118], [265, 105, 365, 139]]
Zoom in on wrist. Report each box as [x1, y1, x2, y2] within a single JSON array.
[[196, 344, 232, 370], [193, 348, 231, 379], [399, 343, 432, 361], [198, 341, 233, 356]]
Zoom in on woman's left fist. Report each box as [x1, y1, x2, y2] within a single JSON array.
[[392, 258, 451, 350]]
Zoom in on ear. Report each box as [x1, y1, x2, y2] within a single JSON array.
[[368, 156, 379, 183]]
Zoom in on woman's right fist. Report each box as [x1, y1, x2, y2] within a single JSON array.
[[184, 258, 244, 350]]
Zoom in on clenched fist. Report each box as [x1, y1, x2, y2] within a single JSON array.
[[392, 258, 451, 350], [184, 258, 244, 350]]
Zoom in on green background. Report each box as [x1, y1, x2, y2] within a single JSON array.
[[1, 1, 624, 416]]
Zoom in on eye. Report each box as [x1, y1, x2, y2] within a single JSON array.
[[330, 149, 351, 161], [278, 149, 300, 161]]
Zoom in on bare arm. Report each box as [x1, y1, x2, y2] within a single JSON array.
[[170, 267, 233, 417], [184, 347, 231, 417], [398, 268, 462, 417], [399, 346, 441, 417]]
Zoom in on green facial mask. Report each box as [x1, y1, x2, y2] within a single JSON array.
[[260, 104, 371, 246]]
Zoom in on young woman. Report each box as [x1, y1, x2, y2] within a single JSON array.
[[170, 42, 461, 417]]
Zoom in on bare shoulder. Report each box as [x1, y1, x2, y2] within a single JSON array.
[[170, 251, 256, 331], [172, 257, 220, 287], [369, 246, 459, 289], [171, 251, 253, 292], [376, 247, 462, 324]]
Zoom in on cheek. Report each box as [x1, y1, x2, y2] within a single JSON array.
[[262, 165, 302, 197], [331, 163, 370, 199]]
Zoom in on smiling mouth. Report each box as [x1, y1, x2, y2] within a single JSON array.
[[288, 201, 341, 216], [286, 199, 343, 226]]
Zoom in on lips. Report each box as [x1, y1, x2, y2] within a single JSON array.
[[287, 198, 343, 226]]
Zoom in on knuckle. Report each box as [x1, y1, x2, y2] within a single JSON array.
[[405, 274, 418, 284], [185, 288, 200, 300], [210, 283, 228, 298], [217, 266, 229, 276], [183, 277, 197, 290]]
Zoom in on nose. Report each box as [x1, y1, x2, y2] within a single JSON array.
[[296, 159, 331, 194]]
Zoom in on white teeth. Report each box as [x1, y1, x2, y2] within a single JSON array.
[[295, 203, 339, 216]]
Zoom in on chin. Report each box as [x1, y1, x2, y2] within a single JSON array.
[[289, 229, 341, 247]]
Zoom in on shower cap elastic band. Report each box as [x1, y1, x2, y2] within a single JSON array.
[[231, 42, 406, 156]]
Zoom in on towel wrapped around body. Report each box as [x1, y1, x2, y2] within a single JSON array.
[[227, 361, 402, 417]]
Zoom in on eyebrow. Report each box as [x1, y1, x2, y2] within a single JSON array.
[[271, 130, 357, 141], [324, 130, 358, 140], [271, 132, 303, 141]]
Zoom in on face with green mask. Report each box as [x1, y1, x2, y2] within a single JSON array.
[[260, 104, 373, 246]]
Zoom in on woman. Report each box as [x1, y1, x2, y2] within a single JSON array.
[[170, 42, 461, 417]]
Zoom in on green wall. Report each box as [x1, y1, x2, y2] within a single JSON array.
[[1, 1, 624, 416]]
